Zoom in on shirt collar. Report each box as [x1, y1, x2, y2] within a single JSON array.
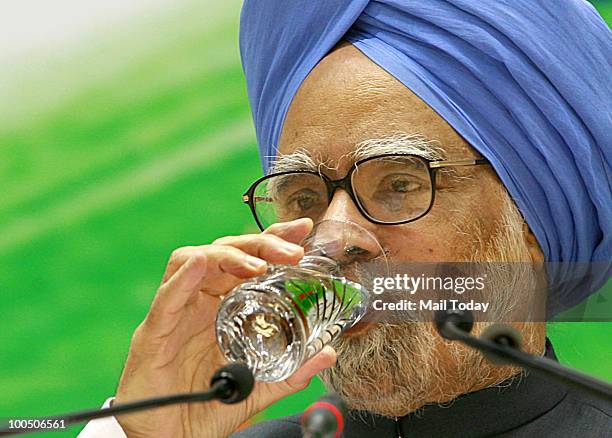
[[344, 339, 568, 437]]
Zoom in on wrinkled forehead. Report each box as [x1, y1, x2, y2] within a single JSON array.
[[276, 43, 479, 177]]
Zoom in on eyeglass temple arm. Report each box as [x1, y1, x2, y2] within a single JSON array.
[[243, 194, 274, 203], [429, 158, 489, 169]]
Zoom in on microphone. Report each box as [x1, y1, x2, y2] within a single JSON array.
[[301, 393, 346, 438], [0, 363, 254, 437], [210, 363, 255, 404], [435, 309, 612, 402]]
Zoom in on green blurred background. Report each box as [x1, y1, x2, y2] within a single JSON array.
[[0, 0, 610, 435]]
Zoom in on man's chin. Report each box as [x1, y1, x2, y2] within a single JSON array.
[[330, 315, 426, 414]]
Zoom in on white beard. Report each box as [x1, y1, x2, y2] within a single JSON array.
[[320, 196, 544, 417]]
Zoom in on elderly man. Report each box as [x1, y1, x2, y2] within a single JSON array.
[[79, 0, 611, 437]]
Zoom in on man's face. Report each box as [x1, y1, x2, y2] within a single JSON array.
[[277, 43, 509, 263], [275, 43, 545, 416]]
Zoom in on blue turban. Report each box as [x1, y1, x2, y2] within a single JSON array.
[[239, 0, 612, 317]]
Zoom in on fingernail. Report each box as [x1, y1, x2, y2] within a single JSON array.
[[280, 242, 303, 254], [291, 218, 312, 226], [246, 255, 267, 269], [281, 218, 310, 228], [321, 345, 337, 363]]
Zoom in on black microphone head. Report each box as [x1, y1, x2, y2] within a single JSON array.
[[211, 363, 254, 404], [435, 309, 474, 340], [479, 324, 523, 365]]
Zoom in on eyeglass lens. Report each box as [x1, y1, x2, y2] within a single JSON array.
[[252, 155, 433, 228]]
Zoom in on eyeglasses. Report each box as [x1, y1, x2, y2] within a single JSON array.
[[243, 154, 489, 231]]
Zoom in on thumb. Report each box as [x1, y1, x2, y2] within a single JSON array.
[[253, 346, 337, 410], [284, 345, 337, 390]]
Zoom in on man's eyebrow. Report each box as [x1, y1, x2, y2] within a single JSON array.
[[270, 133, 445, 173], [271, 148, 319, 173], [352, 134, 445, 162]]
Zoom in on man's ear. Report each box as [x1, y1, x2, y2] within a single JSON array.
[[523, 222, 544, 263]]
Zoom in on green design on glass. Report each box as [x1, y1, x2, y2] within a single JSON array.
[[285, 277, 363, 318]]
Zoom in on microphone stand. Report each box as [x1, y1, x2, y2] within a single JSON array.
[[435, 310, 612, 403], [0, 363, 254, 437]]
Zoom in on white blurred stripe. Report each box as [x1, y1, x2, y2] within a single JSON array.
[[0, 0, 176, 60], [0, 0, 241, 126], [0, 118, 255, 253]]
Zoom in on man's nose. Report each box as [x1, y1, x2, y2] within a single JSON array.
[[313, 189, 382, 263]]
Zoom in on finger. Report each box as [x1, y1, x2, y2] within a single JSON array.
[[263, 218, 314, 244], [151, 247, 268, 324], [253, 346, 337, 410], [212, 233, 304, 265], [161, 219, 312, 284], [161, 244, 268, 286], [146, 253, 209, 329], [202, 245, 269, 280], [160, 246, 196, 285]]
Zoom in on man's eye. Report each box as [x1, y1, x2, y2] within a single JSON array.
[[283, 189, 323, 212], [296, 194, 315, 210], [383, 174, 422, 193]]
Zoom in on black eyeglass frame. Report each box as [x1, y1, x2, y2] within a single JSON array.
[[243, 154, 489, 231]]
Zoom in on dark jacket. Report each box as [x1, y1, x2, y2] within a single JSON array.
[[232, 340, 612, 437]]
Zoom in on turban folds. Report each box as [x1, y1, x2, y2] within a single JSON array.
[[239, 0, 612, 316]]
